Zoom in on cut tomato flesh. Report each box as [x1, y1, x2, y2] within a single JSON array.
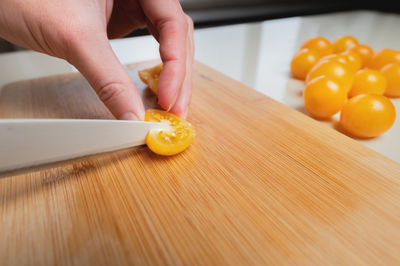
[[145, 109, 195, 156], [138, 64, 162, 94]]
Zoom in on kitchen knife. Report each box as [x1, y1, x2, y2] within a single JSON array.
[[0, 119, 169, 172]]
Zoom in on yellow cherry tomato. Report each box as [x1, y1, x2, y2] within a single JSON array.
[[340, 94, 396, 138], [368, 49, 400, 70], [300, 37, 333, 57], [381, 63, 400, 97], [303, 76, 348, 119], [145, 109, 195, 156], [306, 60, 354, 92], [319, 54, 348, 65], [290, 49, 321, 80], [138, 64, 163, 94], [333, 35, 358, 53], [348, 69, 387, 98], [340, 50, 362, 72], [320, 52, 360, 73], [348, 44, 374, 67]]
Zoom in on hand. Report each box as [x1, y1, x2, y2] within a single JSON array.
[[0, 0, 194, 120]]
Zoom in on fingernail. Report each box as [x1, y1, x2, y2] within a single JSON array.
[[182, 109, 188, 119], [136, 109, 145, 121], [166, 101, 174, 112], [166, 90, 179, 112], [119, 112, 139, 121]]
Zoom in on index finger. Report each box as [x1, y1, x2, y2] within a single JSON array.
[[139, 0, 188, 111]]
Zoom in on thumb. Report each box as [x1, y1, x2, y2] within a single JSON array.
[[66, 36, 145, 120]]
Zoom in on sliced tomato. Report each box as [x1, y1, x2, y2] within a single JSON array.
[[145, 109, 195, 156], [138, 64, 163, 94]]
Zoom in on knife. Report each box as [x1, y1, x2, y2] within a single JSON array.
[[0, 119, 169, 172]]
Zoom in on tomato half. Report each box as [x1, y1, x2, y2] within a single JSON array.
[[145, 109, 195, 156], [138, 64, 163, 94]]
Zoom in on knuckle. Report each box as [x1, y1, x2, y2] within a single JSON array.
[[58, 23, 84, 45], [158, 15, 187, 33], [56, 24, 85, 61], [55, 22, 100, 62], [97, 83, 126, 105]]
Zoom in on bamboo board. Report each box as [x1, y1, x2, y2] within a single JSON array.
[[1, 61, 400, 265]]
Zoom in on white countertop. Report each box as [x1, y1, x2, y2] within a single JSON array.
[[1, 10, 400, 162]]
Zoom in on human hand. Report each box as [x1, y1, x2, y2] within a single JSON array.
[[0, 0, 194, 120]]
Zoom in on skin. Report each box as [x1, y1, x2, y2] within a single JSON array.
[[0, 0, 194, 120]]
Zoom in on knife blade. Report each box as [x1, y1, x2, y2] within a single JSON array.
[[0, 119, 169, 172]]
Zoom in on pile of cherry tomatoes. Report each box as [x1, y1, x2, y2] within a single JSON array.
[[290, 36, 400, 138]]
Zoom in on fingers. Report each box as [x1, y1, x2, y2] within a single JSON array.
[[107, 1, 146, 39], [169, 15, 194, 118], [66, 34, 145, 120], [140, 0, 193, 115]]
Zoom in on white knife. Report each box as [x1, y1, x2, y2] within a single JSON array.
[[0, 119, 169, 172]]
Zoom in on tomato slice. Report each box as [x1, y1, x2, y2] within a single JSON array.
[[145, 109, 195, 156], [138, 64, 163, 94]]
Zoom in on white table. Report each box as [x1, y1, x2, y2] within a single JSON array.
[[1, 10, 400, 162]]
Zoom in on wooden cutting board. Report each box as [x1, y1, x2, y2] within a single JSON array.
[[1, 61, 400, 265]]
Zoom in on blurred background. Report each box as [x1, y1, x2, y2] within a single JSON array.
[[1, 0, 399, 53]]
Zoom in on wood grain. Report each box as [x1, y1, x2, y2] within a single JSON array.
[[1, 61, 400, 265]]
